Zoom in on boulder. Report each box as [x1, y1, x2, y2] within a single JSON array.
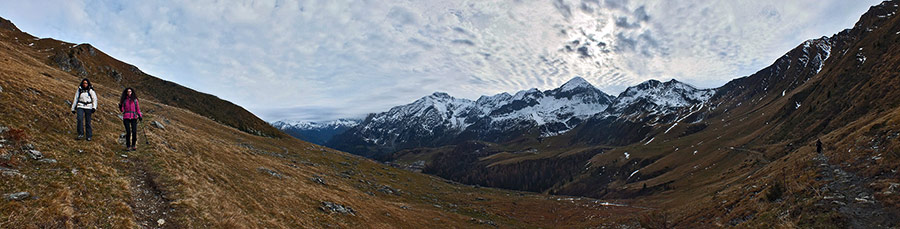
[[257, 167, 283, 179], [378, 185, 397, 195], [4, 192, 30, 201], [38, 158, 57, 164], [109, 69, 122, 82], [311, 175, 326, 185], [320, 201, 355, 215], [151, 121, 165, 129], [26, 150, 42, 160], [470, 218, 497, 227], [1, 167, 24, 178], [50, 51, 87, 76]]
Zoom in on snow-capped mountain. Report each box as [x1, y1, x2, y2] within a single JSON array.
[[607, 79, 715, 117], [475, 76, 615, 137], [272, 119, 360, 145], [330, 77, 682, 158], [272, 119, 361, 130]]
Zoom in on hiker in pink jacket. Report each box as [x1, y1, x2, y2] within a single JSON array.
[[118, 88, 143, 151]]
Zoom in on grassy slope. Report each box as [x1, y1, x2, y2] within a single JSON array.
[[0, 20, 642, 227], [0, 16, 284, 138]]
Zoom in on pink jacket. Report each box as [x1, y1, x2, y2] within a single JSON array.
[[120, 99, 142, 120]]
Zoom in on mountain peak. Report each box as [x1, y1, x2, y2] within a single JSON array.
[[430, 92, 452, 98], [0, 16, 21, 33], [560, 76, 595, 91], [416, 92, 456, 104], [633, 79, 695, 90], [642, 79, 662, 84], [632, 79, 663, 89]]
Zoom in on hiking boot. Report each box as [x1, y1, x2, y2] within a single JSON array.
[[86, 137, 92, 141], [76, 135, 84, 140]]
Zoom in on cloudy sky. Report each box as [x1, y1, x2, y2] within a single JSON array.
[[0, 0, 880, 122]]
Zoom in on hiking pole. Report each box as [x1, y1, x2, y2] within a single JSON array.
[[140, 119, 149, 145]]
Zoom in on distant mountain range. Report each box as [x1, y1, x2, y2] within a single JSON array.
[[271, 75, 715, 160], [271, 119, 360, 145], [320, 76, 712, 159]]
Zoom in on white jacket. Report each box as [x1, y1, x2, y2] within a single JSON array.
[[71, 88, 98, 111]]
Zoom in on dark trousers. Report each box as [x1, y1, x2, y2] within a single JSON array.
[[123, 119, 138, 147], [76, 108, 93, 138]]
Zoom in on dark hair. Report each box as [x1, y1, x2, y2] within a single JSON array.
[[79, 78, 92, 90], [119, 87, 138, 110]]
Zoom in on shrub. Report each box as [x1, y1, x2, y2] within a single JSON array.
[[638, 210, 671, 229], [765, 182, 785, 202], [5, 128, 27, 143]]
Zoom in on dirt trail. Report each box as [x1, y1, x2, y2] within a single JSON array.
[[119, 151, 177, 229], [813, 152, 898, 228]]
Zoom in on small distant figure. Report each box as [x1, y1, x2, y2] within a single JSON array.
[[816, 139, 823, 154], [71, 78, 97, 141]]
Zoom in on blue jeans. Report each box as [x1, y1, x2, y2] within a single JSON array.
[[76, 108, 93, 138]]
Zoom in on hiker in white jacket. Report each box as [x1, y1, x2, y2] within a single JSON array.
[[71, 78, 98, 141]]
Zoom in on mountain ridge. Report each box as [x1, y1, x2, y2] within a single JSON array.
[[328, 75, 713, 159]]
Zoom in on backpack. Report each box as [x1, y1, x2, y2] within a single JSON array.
[[77, 87, 94, 105]]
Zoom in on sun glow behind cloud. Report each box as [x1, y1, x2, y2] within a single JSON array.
[[0, 0, 879, 122]]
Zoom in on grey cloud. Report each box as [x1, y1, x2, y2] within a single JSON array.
[[604, 0, 630, 10], [453, 27, 475, 38], [760, 6, 780, 19], [407, 38, 434, 49], [615, 32, 638, 52], [553, 0, 573, 20], [387, 6, 419, 27], [615, 16, 640, 28], [633, 6, 650, 21], [579, 3, 594, 14], [451, 39, 476, 46]]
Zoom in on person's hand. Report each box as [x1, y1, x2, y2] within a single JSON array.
[[138, 117, 143, 122], [71, 110, 76, 114], [90, 108, 96, 114]]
